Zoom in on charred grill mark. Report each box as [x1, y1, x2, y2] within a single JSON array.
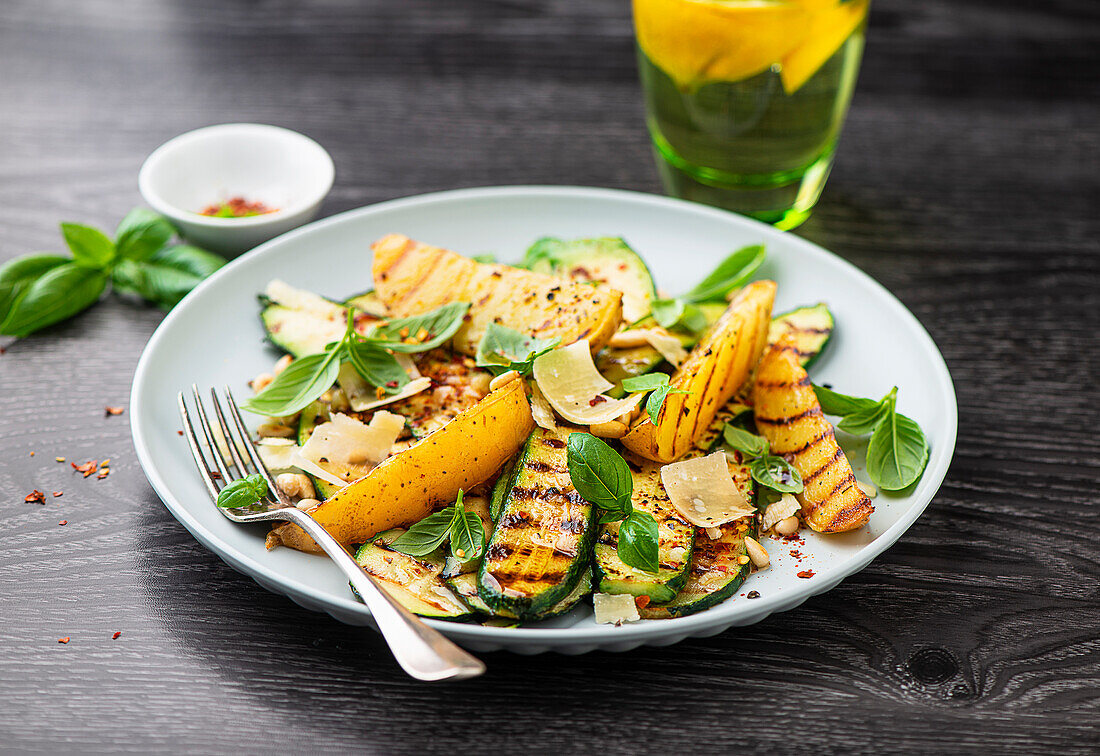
[[824, 472, 857, 499], [544, 438, 566, 448], [396, 245, 448, 309], [755, 374, 811, 389], [525, 460, 566, 474], [494, 567, 567, 585], [560, 515, 586, 533], [509, 486, 538, 500], [486, 543, 513, 561], [803, 446, 844, 483], [499, 511, 532, 529], [789, 426, 835, 456], [756, 407, 823, 426]]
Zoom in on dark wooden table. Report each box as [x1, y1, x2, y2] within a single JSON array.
[[2, 0, 1098, 752]]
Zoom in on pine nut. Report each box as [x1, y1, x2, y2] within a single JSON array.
[[774, 515, 800, 537], [489, 370, 521, 392], [276, 473, 315, 500], [608, 329, 651, 348], [744, 536, 770, 568], [296, 498, 320, 510], [590, 420, 628, 439], [251, 372, 275, 392], [857, 480, 878, 499], [273, 354, 293, 375], [257, 423, 295, 438]]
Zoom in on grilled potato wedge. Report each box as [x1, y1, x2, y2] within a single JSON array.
[[371, 234, 623, 355], [751, 337, 873, 532], [621, 280, 776, 464], [268, 378, 535, 552]]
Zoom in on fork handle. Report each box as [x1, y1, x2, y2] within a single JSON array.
[[279, 507, 486, 681]]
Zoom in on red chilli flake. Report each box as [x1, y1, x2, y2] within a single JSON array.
[[58, 520, 67, 526], [588, 396, 608, 407], [797, 570, 815, 579], [25, 490, 46, 504], [52, 491, 63, 498], [105, 406, 125, 416], [72, 460, 98, 477], [58, 637, 70, 644], [177, 430, 184, 436], [112, 631, 122, 640], [385, 380, 399, 388], [634, 595, 651, 610]]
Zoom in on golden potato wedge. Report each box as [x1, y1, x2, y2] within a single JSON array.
[[621, 280, 776, 464], [269, 377, 535, 552], [371, 234, 623, 355], [751, 337, 872, 532]]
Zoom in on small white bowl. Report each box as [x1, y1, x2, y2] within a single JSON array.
[[138, 123, 334, 256]]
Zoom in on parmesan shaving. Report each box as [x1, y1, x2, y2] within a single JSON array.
[[300, 411, 404, 471], [532, 339, 644, 425], [394, 352, 421, 380], [643, 328, 688, 368], [660, 452, 755, 527], [256, 438, 299, 472], [762, 493, 801, 532], [353, 377, 432, 411], [529, 383, 562, 434], [593, 593, 640, 625], [290, 452, 347, 487]]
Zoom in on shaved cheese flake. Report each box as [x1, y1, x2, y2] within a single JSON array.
[[529, 383, 562, 434], [290, 452, 348, 487], [661, 451, 755, 528], [762, 493, 801, 532], [643, 328, 688, 368], [256, 438, 299, 472], [593, 593, 640, 625], [533, 339, 644, 425], [394, 353, 422, 380], [264, 280, 345, 318], [300, 411, 403, 470], [353, 377, 432, 411]]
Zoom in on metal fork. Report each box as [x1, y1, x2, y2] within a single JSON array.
[[178, 385, 486, 682]]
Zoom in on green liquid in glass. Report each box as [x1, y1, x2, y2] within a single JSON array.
[[638, 25, 866, 229]]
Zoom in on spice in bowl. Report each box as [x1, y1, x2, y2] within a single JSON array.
[[200, 197, 277, 218]]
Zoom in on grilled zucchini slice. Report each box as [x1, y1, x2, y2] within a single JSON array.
[[639, 516, 754, 619], [351, 529, 476, 622], [371, 234, 623, 356], [488, 454, 518, 522], [343, 289, 388, 317], [260, 284, 382, 358], [752, 338, 873, 532], [767, 303, 833, 369], [477, 428, 596, 618], [447, 568, 592, 620], [593, 459, 694, 603], [524, 237, 656, 323]]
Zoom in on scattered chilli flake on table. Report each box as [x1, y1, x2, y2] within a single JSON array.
[[58, 637, 69, 644], [25, 490, 46, 504], [112, 631, 122, 640], [58, 520, 67, 526], [105, 406, 125, 416], [72, 460, 98, 476]]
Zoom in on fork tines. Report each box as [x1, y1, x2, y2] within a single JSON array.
[[178, 386, 281, 506]]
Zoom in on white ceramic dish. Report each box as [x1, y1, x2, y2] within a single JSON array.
[[138, 123, 334, 256], [130, 186, 957, 655]]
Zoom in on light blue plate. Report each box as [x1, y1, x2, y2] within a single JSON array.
[[131, 186, 957, 654]]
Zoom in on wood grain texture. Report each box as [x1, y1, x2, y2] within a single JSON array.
[[1, 0, 1098, 753]]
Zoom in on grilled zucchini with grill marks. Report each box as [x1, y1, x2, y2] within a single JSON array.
[[351, 529, 476, 621], [488, 454, 518, 521], [371, 234, 623, 356], [593, 458, 694, 603], [752, 337, 872, 532], [447, 568, 592, 620], [477, 428, 596, 618], [767, 303, 834, 369]]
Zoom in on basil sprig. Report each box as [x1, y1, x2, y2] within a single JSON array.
[[721, 424, 804, 494], [390, 490, 485, 561], [216, 474, 269, 509], [814, 385, 929, 491], [243, 303, 469, 417], [475, 322, 559, 376], [649, 244, 766, 333], [0, 207, 227, 337], [566, 433, 659, 573], [621, 373, 689, 425]]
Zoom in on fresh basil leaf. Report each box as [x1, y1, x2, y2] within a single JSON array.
[[0, 263, 107, 337], [643, 383, 689, 425], [345, 341, 409, 394], [521, 237, 561, 269], [151, 244, 227, 280], [0, 254, 70, 324], [216, 474, 269, 509], [114, 208, 174, 262], [621, 373, 670, 393], [678, 303, 709, 333], [649, 298, 685, 330], [617, 510, 659, 574], [837, 401, 890, 435], [812, 384, 881, 417], [60, 222, 115, 268], [241, 350, 343, 416], [867, 408, 929, 491], [475, 322, 559, 376], [112, 244, 228, 310], [722, 424, 770, 458], [366, 302, 469, 353], [471, 253, 496, 264], [683, 244, 765, 303], [566, 432, 633, 518], [750, 455, 804, 494], [448, 491, 485, 560], [390, 509, 454, 556]]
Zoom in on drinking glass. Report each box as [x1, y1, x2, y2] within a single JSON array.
[[633, 0, 869, 229]]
